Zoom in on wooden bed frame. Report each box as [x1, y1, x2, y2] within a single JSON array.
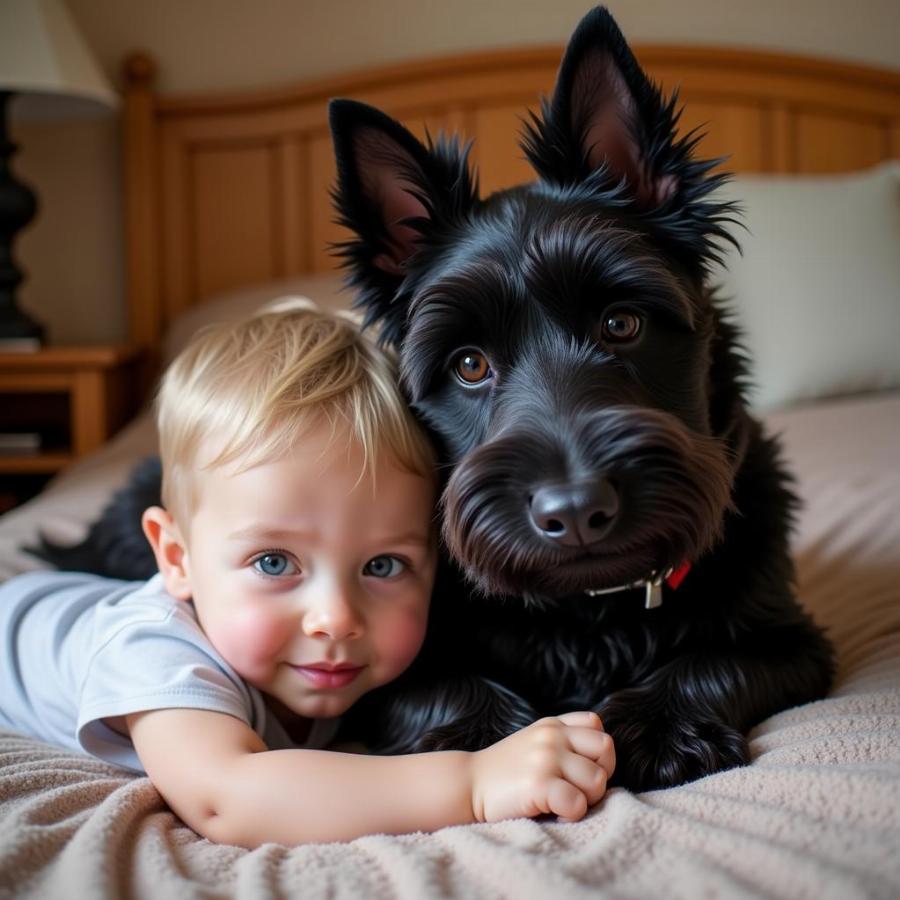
[[122, 45, 900, 360]]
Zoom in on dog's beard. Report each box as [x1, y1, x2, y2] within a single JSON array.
[[441, 407, 734, 599]]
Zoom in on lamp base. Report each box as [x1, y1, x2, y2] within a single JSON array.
[[0, 304, 44, 344], [0, 90, 43, 348]]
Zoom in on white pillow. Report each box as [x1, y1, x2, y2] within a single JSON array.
[[162, 272, 349, 364], [711, 162, 900, 412]]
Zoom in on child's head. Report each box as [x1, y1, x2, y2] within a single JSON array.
[[142, 299, 438, 720], [155, 297, 434, 525]]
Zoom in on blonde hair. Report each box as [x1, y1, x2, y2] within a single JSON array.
[[156, 297, 435, 523]]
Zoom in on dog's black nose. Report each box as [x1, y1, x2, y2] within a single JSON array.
[[529, 479, 619, 546]]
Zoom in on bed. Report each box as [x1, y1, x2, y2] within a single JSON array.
[[1, 42, 899, 899]]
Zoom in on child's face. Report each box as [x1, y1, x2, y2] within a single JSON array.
[[178, 422, 437, 720]]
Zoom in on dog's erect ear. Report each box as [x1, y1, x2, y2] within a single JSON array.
[[329, 99, 478, 343], [525, 6, 677, 206], [523, 6, 737, 263]]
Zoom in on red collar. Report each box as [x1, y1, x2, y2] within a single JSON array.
[[666, 561, 692, 591]]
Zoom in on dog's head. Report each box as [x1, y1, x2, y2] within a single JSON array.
[[330, 6, 745, 599]]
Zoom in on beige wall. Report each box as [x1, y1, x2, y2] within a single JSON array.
[[12, 0, 900, 344]]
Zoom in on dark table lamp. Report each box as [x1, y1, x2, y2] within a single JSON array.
[[0, 0, 118, 348]]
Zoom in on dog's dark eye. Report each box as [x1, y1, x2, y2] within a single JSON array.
[[454, 350, 492, 385], [601, 311, 642, 343]]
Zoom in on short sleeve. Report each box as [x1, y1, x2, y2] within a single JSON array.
[[77, 601, 262, 772]]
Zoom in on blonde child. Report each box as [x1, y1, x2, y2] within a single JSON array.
[[0, 300, 614, 847]]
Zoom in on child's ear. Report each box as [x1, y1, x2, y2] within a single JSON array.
[[142, 506, 192, 600]]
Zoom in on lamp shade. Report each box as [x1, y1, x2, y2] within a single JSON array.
[[0, 0, 118, 120]]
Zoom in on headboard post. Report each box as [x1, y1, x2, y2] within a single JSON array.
[[122, 52, 161, 365]]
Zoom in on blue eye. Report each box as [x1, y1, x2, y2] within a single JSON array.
[[253, 553, 297, 577], [363, 556, 405, 578]]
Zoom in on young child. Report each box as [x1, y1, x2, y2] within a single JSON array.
[[0, 299, 614, 847]]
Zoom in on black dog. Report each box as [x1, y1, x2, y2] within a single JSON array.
[[37, 7, 833, 791]]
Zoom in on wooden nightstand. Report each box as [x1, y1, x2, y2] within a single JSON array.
[[0, 345, 145, 511]]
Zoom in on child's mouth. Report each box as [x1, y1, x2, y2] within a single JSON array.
[[291, 663, 366, 689]]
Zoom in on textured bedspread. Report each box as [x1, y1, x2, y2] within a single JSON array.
[[1, 392, 899, 899]]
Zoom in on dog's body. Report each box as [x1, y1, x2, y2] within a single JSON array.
[[36, 7, 833, 791]]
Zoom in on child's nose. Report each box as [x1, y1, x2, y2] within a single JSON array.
[[301, 583, 364, 641]]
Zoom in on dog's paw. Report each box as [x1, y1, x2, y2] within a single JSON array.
[[415, 717, 496, 753], [597, 695, 749, 791], [352, 674, 537, 754], [414, 681, 537, 752]]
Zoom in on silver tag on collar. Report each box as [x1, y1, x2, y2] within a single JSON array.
[[644, 573, 665, 610]]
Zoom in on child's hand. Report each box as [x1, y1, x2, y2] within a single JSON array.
[[468, 711, 615, 823]]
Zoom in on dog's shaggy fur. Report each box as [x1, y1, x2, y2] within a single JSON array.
[[36, 6, 833, 791]]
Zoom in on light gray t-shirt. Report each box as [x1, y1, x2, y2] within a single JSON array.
[[0, 570, 337, 772]]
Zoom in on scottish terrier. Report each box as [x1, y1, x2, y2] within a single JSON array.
[[37, 6, 833, 791]]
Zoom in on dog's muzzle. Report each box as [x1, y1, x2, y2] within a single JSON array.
[[441, 405, 732, 599]]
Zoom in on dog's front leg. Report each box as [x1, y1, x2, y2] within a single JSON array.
[[596, 625, 833, 791], [339, 671, 538, 755], [412, 676, 539, 752]]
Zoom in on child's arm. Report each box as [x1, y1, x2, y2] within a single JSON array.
[[127, 708, 614, 847]]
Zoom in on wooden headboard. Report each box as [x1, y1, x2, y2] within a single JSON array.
[[122, 45, 900, 356]]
